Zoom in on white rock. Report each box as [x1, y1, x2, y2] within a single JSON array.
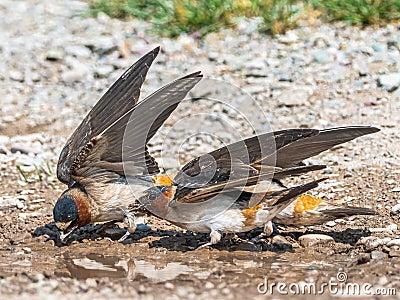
[[387, 224, 398, 231], [387, 239, 400, 247], [325, 221, 336, 227], [299, 234, 334, 247], [378, 73, 400, 91], [358, 236, 384, 251], [391, 203, 400, 214]]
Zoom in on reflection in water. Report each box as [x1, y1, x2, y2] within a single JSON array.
[[66, 254, 193, 282]]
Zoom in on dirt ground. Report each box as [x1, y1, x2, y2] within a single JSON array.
[[1, 140, 400, 299]]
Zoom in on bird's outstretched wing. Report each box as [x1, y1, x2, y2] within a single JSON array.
[[57, 47, 160, 186], [69, 72, 203, 186], [172, 126, 379, 206]]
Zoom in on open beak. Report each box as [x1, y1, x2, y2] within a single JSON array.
[[56, 221, 79, 243]]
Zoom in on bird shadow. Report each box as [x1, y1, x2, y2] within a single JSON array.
[[32, 222, 372, 251], [279, 227, 373, 246], [32, 222, 291, 252]]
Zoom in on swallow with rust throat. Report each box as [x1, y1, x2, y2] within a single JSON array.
[[53, 47, 202, 242], [138, 126, 379, 247]]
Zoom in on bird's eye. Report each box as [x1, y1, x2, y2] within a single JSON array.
[[149, 191, 157, 201]]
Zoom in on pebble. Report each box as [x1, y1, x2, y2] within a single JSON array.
[[390, 203, 400, 214], [46, 49, 64, 61], [377, 73, 400, 92], [386, 223, 398, 231], [325, 221, 336, 227], [22, 247, 32, 254], [94, 65, 114, 78], [9, 70, 24, 82], [165, 282, 174, 290], [204, 282, 215, 289], [61, 61, 90, 83], [389, 249, 400, 257], [387, 239, 400, 248], [10, 143, 41, 155], [371, 251, 387, 260], [299, 234, 334, 247], [358, 236, 384, 251]]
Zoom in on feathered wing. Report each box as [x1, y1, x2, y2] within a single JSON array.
[[70, 72, 203, 188], [57, 47, 160, 185], [171, 126, 379, 207], [273, 126, 380, 167], [173, 129, 319, 189]]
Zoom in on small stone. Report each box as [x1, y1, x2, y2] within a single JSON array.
[[204, 282, 214, 289], [272, 235, 289, 244], [358, 236, 384, 251], [16, 200, 25, 210], [392, 187, 400, 192], [10, 232, 31, 245], [165, 282, 174, 290], [387, 239, 400, 248], [66, 45, 92, 58], [278, 73, 292, 82], [371, 251, 387, 260], [222, 288, 230, 295], [389, 249, 400, 257], [61, 62, 89, 83], [22, 247, 31, 253], [10, 70, 24, 82], [377, 73, 400, 92], [10, 143, 40, 154], [299, 234, 334, 247], [94, 65, 114, 78], [372, 43, 388, 53], [325, 221, 336, 227], [46, 49, 64, 61], [390, 203, 400, 215], [387, 224, 398, 231], [0, 196, 17, 208], [313, 50, 329, 64]]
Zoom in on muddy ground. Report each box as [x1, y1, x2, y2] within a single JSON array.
[[1, 166, 400, 299], [1, 0, 400, 299]]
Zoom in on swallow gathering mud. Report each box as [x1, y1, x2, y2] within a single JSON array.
[[53, 47, 379, 247]]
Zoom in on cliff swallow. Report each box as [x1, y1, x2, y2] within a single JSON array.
[[138, 126, 379, 246], [53, 47, 202, 242], [272, 193, 376, 227]]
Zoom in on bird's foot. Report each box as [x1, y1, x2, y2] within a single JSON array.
[[118, 214, 137, 242], [196, 230, 221, 249]]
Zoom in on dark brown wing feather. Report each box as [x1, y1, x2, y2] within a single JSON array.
[[173, 129, 319, 188], [57, 47, 160, 185], [172, 126, 378, 206], [274, 126, 380, 167], [71, 72, 203, 183]]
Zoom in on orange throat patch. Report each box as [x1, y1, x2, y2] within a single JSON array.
[[293, 194, 324, 214], [70, 188, 92, 226]]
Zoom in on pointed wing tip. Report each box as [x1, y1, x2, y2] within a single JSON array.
[[368, 126, 380, 133], [184, 71, 203, 79], [152, 46, 161, 55]]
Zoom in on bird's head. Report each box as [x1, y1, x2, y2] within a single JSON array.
[[139, 185, 175, 218], [53, 186, 91, 242]]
